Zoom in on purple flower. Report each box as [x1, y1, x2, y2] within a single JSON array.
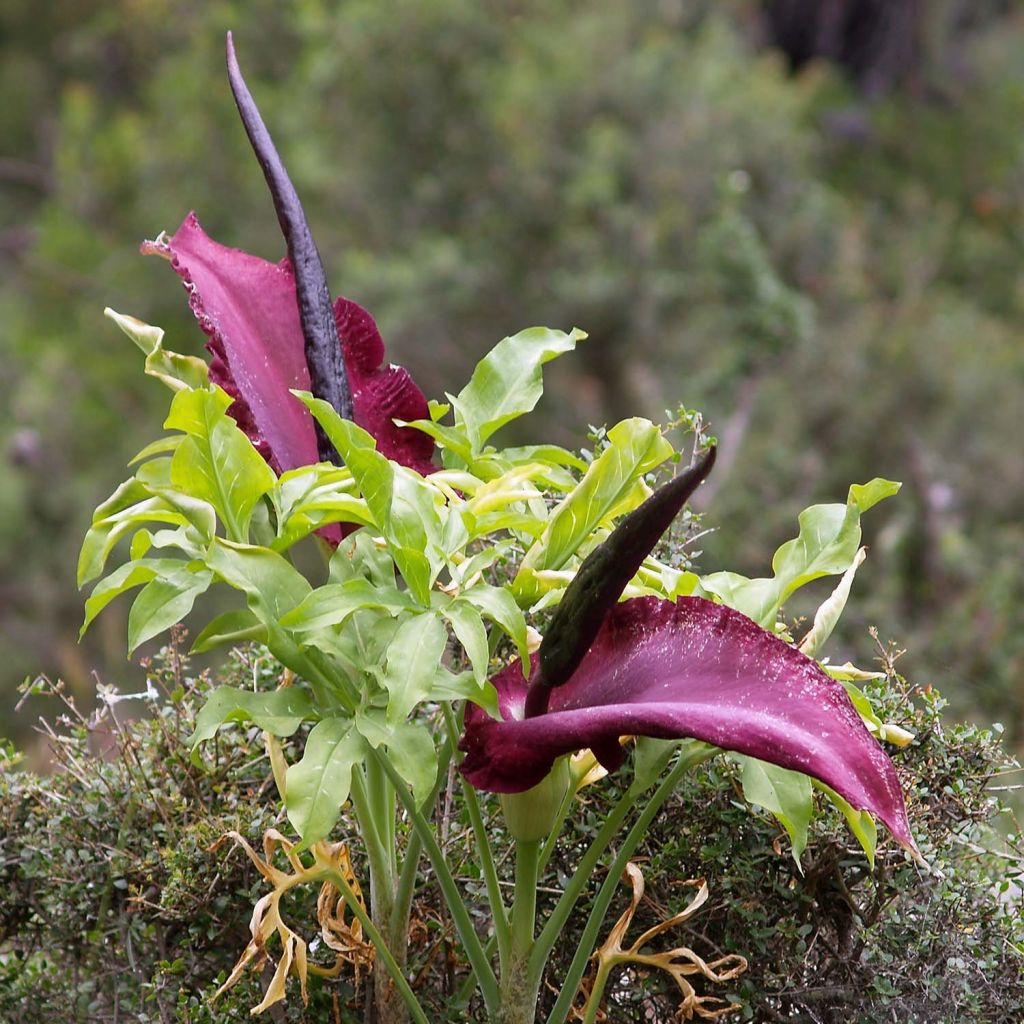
[[143, 34, 434, 480], [459, 450, 917, 853]]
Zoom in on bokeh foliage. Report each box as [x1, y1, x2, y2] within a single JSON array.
[[2, 1, 1022, 754]]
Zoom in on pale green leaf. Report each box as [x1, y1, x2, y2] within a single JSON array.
[[129, 436, 184, 465], [298, 395, 446, 602], [840, 680, 884, 734], [189, 685, 315, 746], [286, 718, 366, 846], [458, 583, 531, 670], [105, 307, 209, 391], [798, 547, 867, 657], [813, 781, 878, 868], [386, 720, 437, 809], [165, 387, 276, 542], [126, 565, 213, 653], [81, 558, 190, 637], [206, 539, 311, 624], [440, 599, 489, 686], [191, 609, 266, 653], [280, 579, 414, 633], [737, 755, 813, 865], [397, 418, 474, 463], [701, 479, 900, 626], [449, 327, 585, 450], [514, 418, 673, 598], [381, 613, 449, 723], [79, 485, 198, 586]]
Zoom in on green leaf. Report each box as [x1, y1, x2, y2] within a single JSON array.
[[206, 538, 311, 624], [79, 483, 202, 586], [189, 686, 316, 746], [514, 418, 673, 597], [381, 613, 449, 723], [737, 755, 813, 865], [191, 609, 266, 653], [435, 670, 498, 713], [165, 387, 276, 542], [632, 737, 681, 791], [298, 395, 446, 602], [81, 558, 189, 637], [280, 579, 414, 633], [439, 599, 489, 686], [449, 326, 585, 450], [814, 781, 879, 869], [271, 465, 372, 549], [386, 720, 437, 809], [839, 680, 884, 734], [126, 565, 213, 653], [701, 479, 900, 626], [458, 583, 531, 670], [798, 547, 867, 658], [286, 718, 366, 846], [465, 464, 546, 520], [129, 436, 184, 465], [105, 307, 209, 391], [397, 418, 474, 463]]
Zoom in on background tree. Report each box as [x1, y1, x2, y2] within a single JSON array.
[[1, 0, 1022, 755]]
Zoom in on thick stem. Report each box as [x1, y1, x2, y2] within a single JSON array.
[[497, 839, 542, 1024], [389, 730, 453, 943], [350, 767, 406, 1024]]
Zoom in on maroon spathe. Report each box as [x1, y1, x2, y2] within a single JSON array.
[[145, 212, 435, 478], [460, 595, 917, 853]]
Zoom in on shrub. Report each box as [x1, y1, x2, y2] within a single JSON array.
[[2, 634, 1021, 1023]]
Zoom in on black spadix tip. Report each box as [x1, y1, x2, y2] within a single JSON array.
[[525, 445, 717, 718], [225, 32, 353, 464]]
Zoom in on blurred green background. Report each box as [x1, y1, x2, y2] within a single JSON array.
[[2, 0, 1021, 752]]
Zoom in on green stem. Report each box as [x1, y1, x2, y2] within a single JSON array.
[[349, 767, 396, 918], [322, 866, 429, 1024], [579, 959, 615, 1024], [497, 839, 543, 1024], [389, 731, 455, 942], [528, 785, 637, 983], [537, 779, 576, 875], [371, 747, 501, 1016], [544, 743, 716, 1024], [510, 839, 540, 957], [455, 934, 498, 1007], [441, 702, 511, 968]]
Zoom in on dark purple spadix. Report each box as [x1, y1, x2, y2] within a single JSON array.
[[142, 37, 435, 493], [226, 31, 352, 463], [525, 446, 716, 717]]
